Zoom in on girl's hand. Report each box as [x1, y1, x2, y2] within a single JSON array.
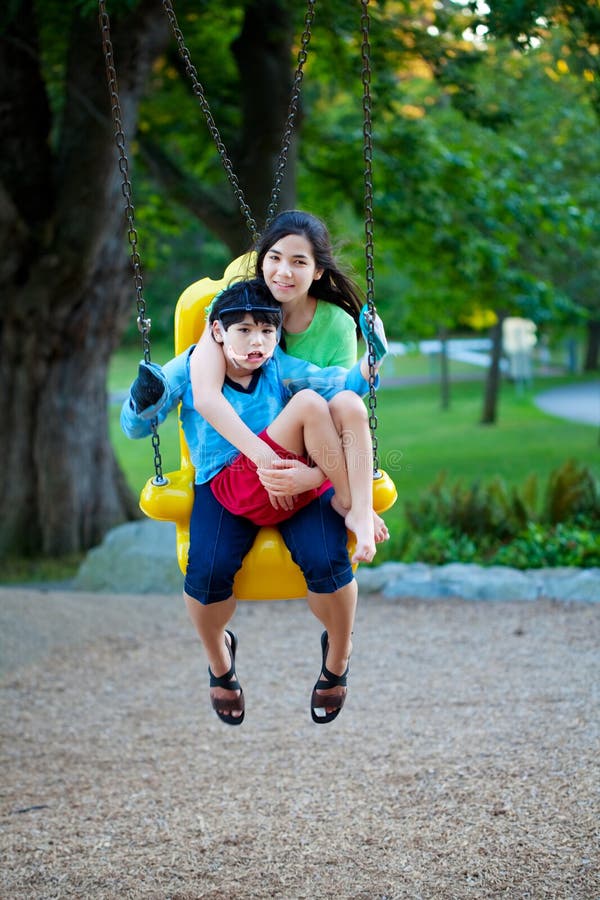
[[257, 459, 325, 509]]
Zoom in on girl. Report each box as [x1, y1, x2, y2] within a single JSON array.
[[192, 210, 389, 543], [188, 210, 389, 723]]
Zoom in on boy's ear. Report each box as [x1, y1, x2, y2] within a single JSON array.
[[211, 320, 224, 343]]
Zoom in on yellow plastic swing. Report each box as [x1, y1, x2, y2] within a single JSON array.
[[139, 253, 398, 601]]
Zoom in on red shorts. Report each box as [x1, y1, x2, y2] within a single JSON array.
[[210, 429, 331, 526]]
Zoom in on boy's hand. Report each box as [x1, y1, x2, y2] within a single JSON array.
[[258, 459, 325, 509], [131, 363, 164, 413]]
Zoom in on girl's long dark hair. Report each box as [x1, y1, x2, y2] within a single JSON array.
[[253, 210, 364, 334]]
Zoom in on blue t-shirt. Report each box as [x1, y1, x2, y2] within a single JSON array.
[[121, 346, 374, 484]]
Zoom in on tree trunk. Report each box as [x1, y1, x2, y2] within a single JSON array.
[[0, 1, 169, 557], [481, 313, 506, 425], [439, 328, 450, 410], [232, 0, 298, 231], [583, 319, 600, 372]]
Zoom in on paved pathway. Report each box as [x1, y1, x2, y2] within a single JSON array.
[[533, 381, 599, 426]]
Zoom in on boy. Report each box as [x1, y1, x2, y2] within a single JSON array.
[[121, 278, 384, 725]]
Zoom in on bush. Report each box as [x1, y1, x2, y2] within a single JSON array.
[[543, 459, 600, 526], [490, 523, 600, 568], [390, 460, 600, 569]]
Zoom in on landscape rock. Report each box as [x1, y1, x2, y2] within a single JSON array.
[[74, 520, 600, 602], [73, 520, 182, 594]]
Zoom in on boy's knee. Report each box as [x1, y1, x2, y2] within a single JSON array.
[[329, 390, 368, 423], [293, 388, 329, 414]]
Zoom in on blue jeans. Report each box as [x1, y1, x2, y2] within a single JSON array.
[[184, 482, 354, 604]]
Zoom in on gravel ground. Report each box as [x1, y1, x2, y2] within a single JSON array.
[[1, 586, 599, 899]]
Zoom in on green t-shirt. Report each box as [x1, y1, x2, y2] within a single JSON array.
[[284, 301, 357, 368]]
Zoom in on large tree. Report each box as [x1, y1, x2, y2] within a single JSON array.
[[0, 0, 301, 557]]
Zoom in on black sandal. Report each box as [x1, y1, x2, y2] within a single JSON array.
[[310, 630, 349, 724], [208, 630, 245, 726]]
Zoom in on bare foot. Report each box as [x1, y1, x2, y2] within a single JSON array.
[[330, 496, 378, 563], [209, 631, 244, 721], [344, 508, 376, 564], [373, 510, 390, 543]]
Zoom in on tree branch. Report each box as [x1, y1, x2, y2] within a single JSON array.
[[138, 134, 251, 254]]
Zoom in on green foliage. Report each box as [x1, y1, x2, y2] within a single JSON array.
[[491, 522, 600, 568], [0, 553, 84, 584], [394, 460, 600, 568], [403, 471, 531, 541], [543, 458, 600, 526]]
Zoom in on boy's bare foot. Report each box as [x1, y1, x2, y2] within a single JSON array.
[[373, 510, 390, 543], [329, 496, 378, 563], [344, 508, 376, 563]]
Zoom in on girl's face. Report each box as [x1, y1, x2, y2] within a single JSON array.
[[261, 233, 323, 306]]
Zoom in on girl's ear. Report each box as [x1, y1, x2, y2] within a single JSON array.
[[313, 268, 324, 281]]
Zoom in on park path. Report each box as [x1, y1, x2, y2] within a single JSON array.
[[1, 585, 598, 898], [533, 380, 599, 426]]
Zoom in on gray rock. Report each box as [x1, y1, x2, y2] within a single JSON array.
[[73, 520, 182, 594], [539, 569, 600, 603], [357, 561, 600, 604], [437, 564, 541, 602], [74, 521, 600, 602]]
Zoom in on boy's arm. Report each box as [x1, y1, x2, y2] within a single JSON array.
[[278, 309, 388, 397], [189, 329, 282, 469], [277, 351, 380, 400], [120, 359, 181, 439]]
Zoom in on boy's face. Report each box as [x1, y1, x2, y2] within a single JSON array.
[[212, 313, 279, 375]]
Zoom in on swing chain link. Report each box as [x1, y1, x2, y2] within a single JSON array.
[[264, 0, 316, 229], [161, 0, 259, 241], [98, 0, 167, 486], [360, 0, 380, 477]]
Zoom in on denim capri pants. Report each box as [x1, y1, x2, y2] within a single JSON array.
[[184, 482, 354, 604]]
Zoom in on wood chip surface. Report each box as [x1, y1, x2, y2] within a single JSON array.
[[1, 587, 598, 899]]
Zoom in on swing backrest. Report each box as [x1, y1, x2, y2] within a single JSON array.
[[173, 252, 256, 467], [139, 252, 398, 599]]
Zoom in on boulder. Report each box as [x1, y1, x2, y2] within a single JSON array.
[[73, 520, 182, 594]]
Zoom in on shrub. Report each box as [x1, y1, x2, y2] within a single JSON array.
[[390, 460, 600, 569], [543, 459, 600, 526], [490, 523, 600, 568]]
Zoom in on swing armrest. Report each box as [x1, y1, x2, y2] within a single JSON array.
[[139, 468, 194, 525], [372, 469, 398, 514]]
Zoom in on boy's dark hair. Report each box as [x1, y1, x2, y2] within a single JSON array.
[[210, 278, 282, 331]]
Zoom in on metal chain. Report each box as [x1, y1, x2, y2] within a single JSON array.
[[360, 0, 379, 476], [161, 0, 315, 236], [161, 0, 258, 241], [98, 0, 167, 486], [264, 0, 316, 228]]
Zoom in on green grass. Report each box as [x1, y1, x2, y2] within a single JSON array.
[[0, 554, 85, 585], [110, 340, 599, 561]]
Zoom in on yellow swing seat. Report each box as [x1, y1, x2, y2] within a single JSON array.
[[139, 254, 398, 601]]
